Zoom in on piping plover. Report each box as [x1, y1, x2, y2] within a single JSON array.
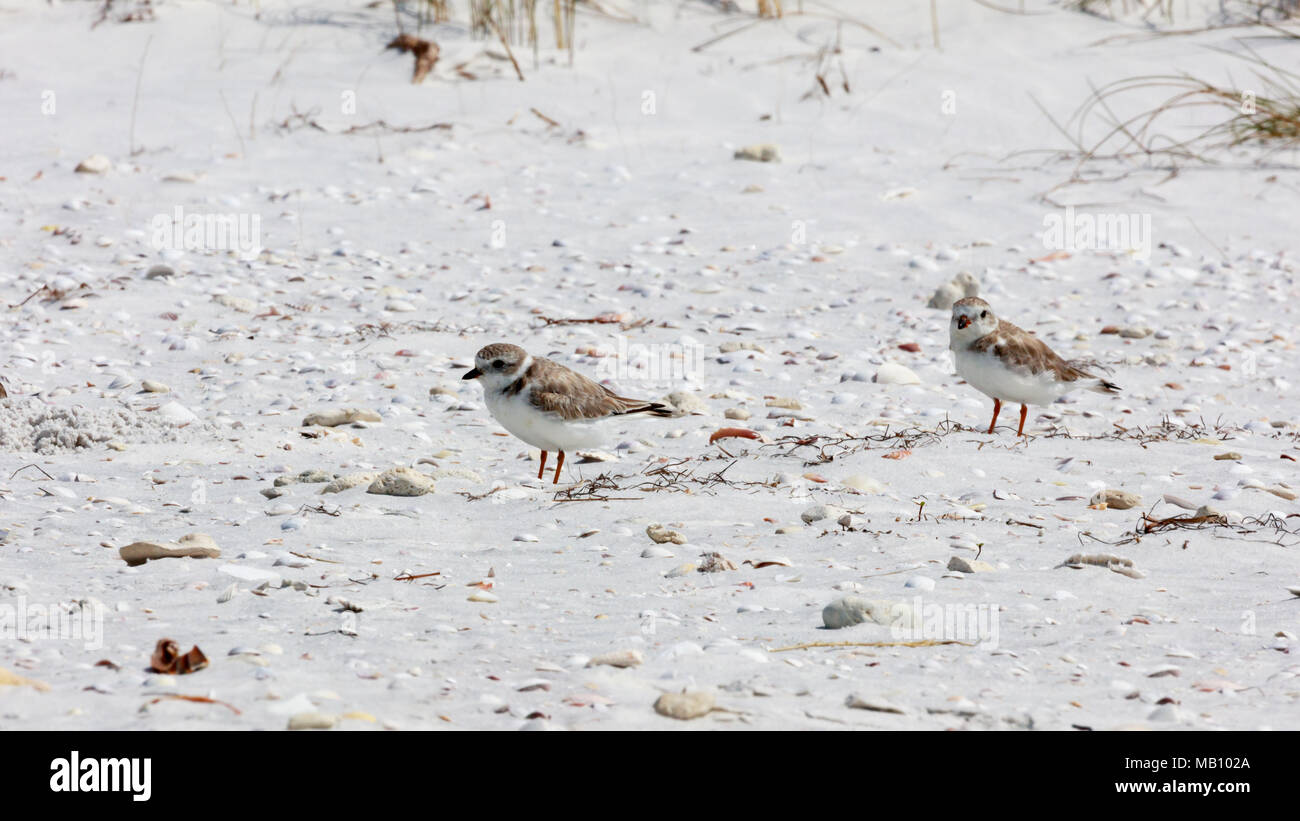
[[462, 343, 673, 483], [949, 297, 1119, 436]]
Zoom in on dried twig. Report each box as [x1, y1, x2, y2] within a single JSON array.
[[484, 10, 525, 81], [394, 571, 442, 582], [144, 694, 241, 715], [10, 464, 55, 481]]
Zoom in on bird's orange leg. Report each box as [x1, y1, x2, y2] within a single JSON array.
[[537, 450, 548, 480], [1018, 404, 1028, 437], [552, 450, 565, 484], [987, 398, 1002, 434]]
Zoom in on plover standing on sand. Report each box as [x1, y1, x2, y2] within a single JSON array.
[[462, 343, 673, 483], [949, 297, 1119, 436]]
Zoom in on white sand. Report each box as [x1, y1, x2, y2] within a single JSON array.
[[0, 1, 1296, 730]]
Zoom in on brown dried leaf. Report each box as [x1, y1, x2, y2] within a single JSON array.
[[386, 34, 440, 84], [150, 639, 209, 675]]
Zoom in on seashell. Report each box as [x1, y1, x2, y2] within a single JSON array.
[[287, 712, 336, 731], [646, 524, 686, 545], [586, 650, 643, 669], [75, 154, 112, 174], [872, 362, 920, 385], [845, 694, 907, 714], [302, 408, 382, 427], [1089, 489, 1141, 510], [156, 402, 198, 425], [947, 556, 995, 573], [733, 144, 781, 163]]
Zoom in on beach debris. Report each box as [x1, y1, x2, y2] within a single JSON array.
[[587, 650, 644, 669], [75, 154, 111, 174], [120, 533, 220, 566], [302, 408, 383, 427], [654, 691, 715, 720], [1090, 489, 1142, 510], [386, 34, 440, 84], [1058, 553, 1145, 579], [845, 694, 907, 714], [947, 556, 995, 574], [0, 667, 50, 691], [366, 467, 436, 496], [288, 712, 337, 730], [646, 524, 687, 544], [708, 427, 758, 445], [734, 143, 781, 162], [697, 552, 737, 573], [149, 639, 209, 675]]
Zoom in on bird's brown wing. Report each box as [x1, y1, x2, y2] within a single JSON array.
[[526, 358, 669, 421], [970, 319, 1092, 383]]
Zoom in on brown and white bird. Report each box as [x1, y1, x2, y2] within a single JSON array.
[[949, 297, 1120, 436], [462, 343, 673, 483]]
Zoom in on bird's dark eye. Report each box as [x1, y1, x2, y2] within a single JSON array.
[[980, 311, 988, 318], [492, 359, 505, 369]]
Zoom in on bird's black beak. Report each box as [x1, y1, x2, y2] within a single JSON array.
[[462, 367, 482, 380], [957, 315, 971, 330]]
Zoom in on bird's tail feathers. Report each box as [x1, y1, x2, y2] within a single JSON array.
[[621, 401, 676, 418]]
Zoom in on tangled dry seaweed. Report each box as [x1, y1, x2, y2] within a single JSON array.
[[759, 421, 969, 465], [1083, 509, 1300, 548], [551, 457, 779, 502]]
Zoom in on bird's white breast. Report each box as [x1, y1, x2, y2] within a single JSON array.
[[954, 344, 1069, 406], [484, 386, 608, 452]]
